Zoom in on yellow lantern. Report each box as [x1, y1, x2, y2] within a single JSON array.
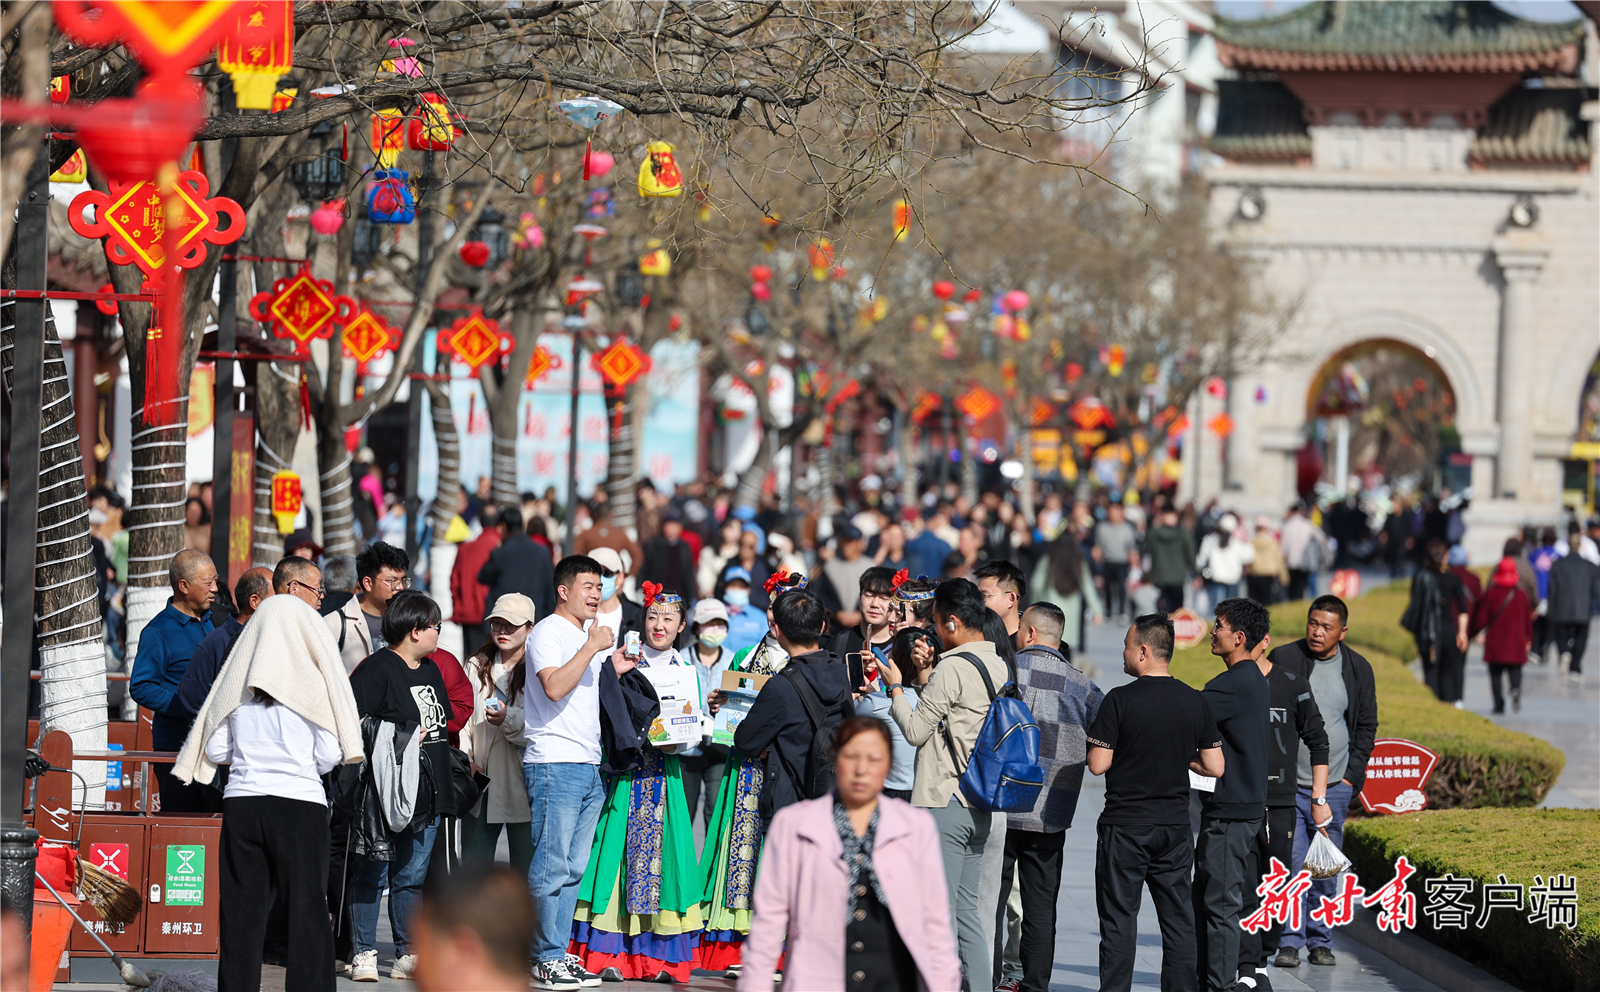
[[639, 238, 672, 276], [271, 470, 303, 534], [893, 199, 911, 242], [637, 141, 683, 197], [372, 108, 405, 168], [51, 149, 87, 183]]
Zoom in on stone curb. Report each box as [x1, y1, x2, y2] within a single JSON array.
[[1341, 905, 1523, 992]]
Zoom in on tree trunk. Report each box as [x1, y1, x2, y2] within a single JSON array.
[[816, 431, 838, 516], [898, 417, 919, 514], [604, 386, 638, 532], [251, 358, 302, 566], [426, 379, 463, 659], [1019, 427, 1036, 522], [961, 436, 979, 505], [314, 187, 359, 558], [0, 293, 108, 809]]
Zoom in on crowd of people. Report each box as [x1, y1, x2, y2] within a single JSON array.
[[110, 465, 1441, 992]]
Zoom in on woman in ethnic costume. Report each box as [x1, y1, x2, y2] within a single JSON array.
[[569, 585, 706, 983], [696, 569, 809, 978]]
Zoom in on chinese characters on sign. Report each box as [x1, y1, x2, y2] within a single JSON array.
[[1243, 857, 1578, 935], [1358, 738, 1440, 814]]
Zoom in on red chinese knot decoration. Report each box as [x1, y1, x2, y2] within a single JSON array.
[[248, 267, 355, 356], [525, 345, 559, 387], [438, 310, 512, 374], [340, 308, 402, 374], [593, 339, 651, 391], [955, 385, 1000, 424], [69, 169, 244, 277]]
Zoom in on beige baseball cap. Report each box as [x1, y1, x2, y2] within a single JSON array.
[[486, 593, 536, 626], [590, 547, 625, 575]]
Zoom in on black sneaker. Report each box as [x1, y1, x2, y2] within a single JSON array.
[[1273, 948, 1299, 968], [1241, 967, 1274, 991], [1308, 947, 1337, 966]]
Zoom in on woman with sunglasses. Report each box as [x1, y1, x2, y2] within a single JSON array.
[[344, 590, 455, 982]]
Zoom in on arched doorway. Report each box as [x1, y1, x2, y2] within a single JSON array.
[[1303, 339, 1461, 495]]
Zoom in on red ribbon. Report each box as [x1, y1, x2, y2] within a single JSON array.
[[892, 568, 909, 589], [641, 580, 662, 607], [764, 570, 793, 595]]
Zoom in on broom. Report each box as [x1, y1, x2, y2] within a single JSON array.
[[77, 856, 143, 926]]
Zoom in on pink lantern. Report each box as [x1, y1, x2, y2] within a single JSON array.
[[309, 199, 345, 236], [1002, 290, 1030, 313], [587, 150, 615, 178], [751, 282, 773, 302]]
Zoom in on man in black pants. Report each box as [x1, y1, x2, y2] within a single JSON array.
[[1237, 624, 1330, 991], [1088, 615, 1224, 992], [1192, 599, 1271, 992]]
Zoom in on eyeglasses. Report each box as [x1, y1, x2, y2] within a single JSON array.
[[489, 620, 528, 635], [377, 574, 409, 589], [425, 623, 443, 633], [290, 580, 325, 598]]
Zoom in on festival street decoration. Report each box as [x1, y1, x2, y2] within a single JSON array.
[[408, 92, 459, 150], [271, 469, 303, 534], [893, 199, 912, 242], [339, 307, 402, 375], [54, 1, 235, 84], [248, 267, 356, 357], [639, 240, 672, 276], [382, 37, 422, 77], [637, 141, 684, 197], [372, 108, 406, 168], [593, 338, 651, 392], [437, 310, 512, 374], [956, 385, 1000, 424], [216, 0, 294, 110], [51, 149, 87, 183], [525, 345, 559, 387], [555, 97, 625, 180], [69, 169, 245, 277], [367, 169, 415, 224]]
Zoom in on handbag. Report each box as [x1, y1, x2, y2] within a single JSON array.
[[445, 745, 485, 818]]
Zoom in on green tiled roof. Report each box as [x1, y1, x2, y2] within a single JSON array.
[[1471, 87, 1591, 163], [1216, 1, 1582, 73]]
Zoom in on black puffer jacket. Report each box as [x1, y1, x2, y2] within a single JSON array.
[[328, 716, 437, 863]]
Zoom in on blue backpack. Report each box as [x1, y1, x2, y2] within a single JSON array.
[[941, 652, 1044, 813]]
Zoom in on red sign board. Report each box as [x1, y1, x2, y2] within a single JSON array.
[[1358, 738, 1439, 814], [1330, 569, 1362, 600], [1170, 606, 1207, 650], [88, 842, 130, 880], [228, 414, 254, 589]]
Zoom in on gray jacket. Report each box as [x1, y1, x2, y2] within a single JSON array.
[[371, 719, 421, 833], [1007, 644, 1103, 833]]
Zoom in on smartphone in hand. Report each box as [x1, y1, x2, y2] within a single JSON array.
[[845, 652, 868, 693]]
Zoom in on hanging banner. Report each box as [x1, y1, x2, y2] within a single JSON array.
[[229, 414, 255, 589]]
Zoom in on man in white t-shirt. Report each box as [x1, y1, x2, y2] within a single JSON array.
[[522, 554, 631, 990]]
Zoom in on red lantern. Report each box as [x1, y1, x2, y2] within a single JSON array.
[[216, 0, 295, 110], [751, 282, 773, 302], [1205, 376, 1227, 398], [1002, 290, 1030, 313], [964, 289, 982, 304], [459, 240, 490, 268], [1065, 361, 1084, 385], [749, 265, 773, 283], [55, 1, 235, 84], [407, 92, 460, 151], [932, 280, 954, 300]]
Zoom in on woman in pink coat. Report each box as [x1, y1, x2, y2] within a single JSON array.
[[740, 717, 962, 992]]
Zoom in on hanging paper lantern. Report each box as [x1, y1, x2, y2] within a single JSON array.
[[592, 338, 652, 391], [993, 314, 1016, 339], [893, 199, 912, 242], [587, 150, 615, 179], [556, 97, 625, 129], [272, 87, 297, 113], [1205, 376, 1227, 398], [1208, 413, 1235, 438], [339, 307, 402, 375], [964, 289, 982, 304], [309, 200, 345, 236], [830, 264, 847, 281], [932, 280, 955, 301], [1107, 344, 1126, 378], [69, 169, 245, 277], [382, 37, 423, 77], [217, 0, 295, 110], [514, 212, 544, 250], [944, 307, 969, 324], [751, 282, 773, 302], [248, 266, 356, 356], [271, 470, 303, 534], [750, 265, 773, 284], [459, 240, 491, 268], [565, 275, 605, 306], [51, 75, 70, 104], [637, 141, 684, 197], [437, 310, 512, 374], [1002, 290, 1030, 313], [585, 188, 614, 218], [367, 169, 415, 224], [371, 109, 405, 168], [408, 92, 459, 150], [1015, 318, 1032, 342], [1065, 361, 1084, 385], [668, 313, 683, 332], [1141, 362, 1159, 385], [639, 239, 671, 276], [55, 1, 234, 84], [50, 148, 87, 183], [940, 333, 959, 361], [95, 283, 118, 317], [808, 240, 834, 281]]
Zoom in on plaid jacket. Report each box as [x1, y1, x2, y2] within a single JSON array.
[[1008, 644, 1104, 832]]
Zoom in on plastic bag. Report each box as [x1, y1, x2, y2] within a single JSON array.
[[1304, 829, 1352, 879]]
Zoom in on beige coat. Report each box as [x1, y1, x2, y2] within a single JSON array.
[[325, 595, 377, 674], [1249, 533, 1291, 585], [458, 651, 531, 824], [889, 638, 1009, 809]]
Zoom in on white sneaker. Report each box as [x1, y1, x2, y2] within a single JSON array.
[[564, 954, 602, 987], [334, 959, 348, 976], [530, 958, 582, 990], [390, 953, 419, 980], [350, 950, 379, 983]]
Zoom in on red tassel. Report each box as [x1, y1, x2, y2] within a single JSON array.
[[341, 121, 349, 162], [583, 137, 593, 181], [638, 293, 651, 311], [299, 373, 312, 430]]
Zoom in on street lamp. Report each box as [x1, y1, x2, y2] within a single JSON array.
[[472, 206, 510, 269], [288, 150, 344, 205]]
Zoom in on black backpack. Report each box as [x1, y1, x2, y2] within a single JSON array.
[[777, 665, 849, 804]]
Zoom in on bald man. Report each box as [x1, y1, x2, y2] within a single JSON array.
[[131, 549, 219, 812]]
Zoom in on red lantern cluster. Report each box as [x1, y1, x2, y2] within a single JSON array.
[[750, 264, 773, 302]]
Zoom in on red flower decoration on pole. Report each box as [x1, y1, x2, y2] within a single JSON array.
[[69, 169, 244, 277]]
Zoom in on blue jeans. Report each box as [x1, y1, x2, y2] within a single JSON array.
[[349, 818, 437, 957], [524, 762, 605, 964], [1280, 781, 1353, 950]]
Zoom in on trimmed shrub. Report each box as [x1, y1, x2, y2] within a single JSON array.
[[1170, 586, 1565, 810], [1344, 808, 1600, 992]]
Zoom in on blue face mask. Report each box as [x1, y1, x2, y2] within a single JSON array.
[[600, 575, 617, 601], [724, 587, 750, 608]]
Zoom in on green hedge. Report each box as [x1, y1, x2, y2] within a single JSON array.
[[1344, 809, 1600, 992], [1169, 585, 1565, 810]]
